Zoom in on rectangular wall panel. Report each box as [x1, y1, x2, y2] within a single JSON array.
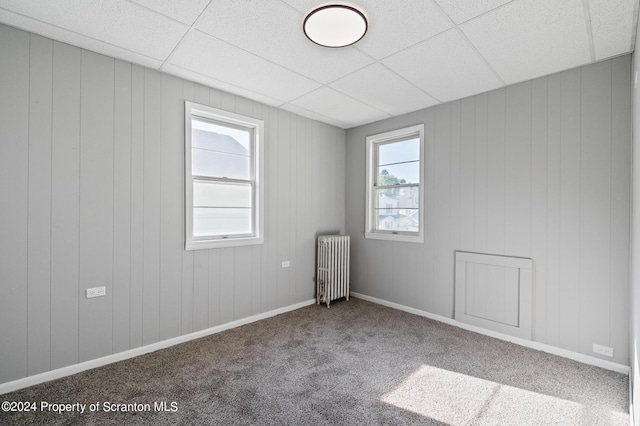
[[455, 252, 532, 339]]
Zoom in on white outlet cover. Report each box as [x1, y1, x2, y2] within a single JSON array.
[[86, 286, 106, 298], [593, 343, 613, 357]]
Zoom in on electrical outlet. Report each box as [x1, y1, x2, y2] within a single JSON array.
[[593, 343, 613, 357], [86, 286, 106, 299], [281, 260, 290, 268]]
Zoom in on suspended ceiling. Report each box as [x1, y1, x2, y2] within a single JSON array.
[[0, 0, 637, 128]]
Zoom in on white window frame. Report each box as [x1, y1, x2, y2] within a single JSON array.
[[185, 101, 264, 250], [365, 124, 424, 243]]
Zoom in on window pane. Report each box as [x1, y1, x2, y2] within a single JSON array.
[[192, 118, 251, 155], [375, 186, 419, 210], [192, 148, 250, 180], [378, 137, 419, 166], [193, 208, 251, 237], [377, 162, 419, 185], [194, 181, 252, 208], [375, 208, 419, 232]]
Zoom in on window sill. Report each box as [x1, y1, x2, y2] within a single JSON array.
[[364, 232, 424, 243], [186, 236, 264, 251]]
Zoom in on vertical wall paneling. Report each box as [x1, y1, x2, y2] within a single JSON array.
[[27, 34, 53, 376], [192, 249, 209, 331], [448, 101, 461, 316], [434, 104, 452, 317], [129, 64, 145, 349], [295, 114, 307, 302], [159, 74, 183, 341], [579, 61, 612, 354], [474, 93, 489, 254], [0, 25, 29, 383], [458, 98, 476, 315], [459, 98, 476, 252], [545, 73, 562, 347], [207, 249, 221, 327], [345, 58, 631, 364], [486, 90, 506, 255], [251, 101, 265, 315], [277, 109, 291, 307], [531, 76, 549, 342], [289, 113, 299, 305], [558, 68, 582, 352], [113, 59, 132, 354], [610, 55, 631, 359], [504, 82, 532, 257], [423, 109, 435, 312], [219, 249, 235, 324], [266, 107, 279, 311], [50, 41, 81, 369], [78, 50, 114, 362], [234, 246, 252, 320], [142, 69, 161, 346], [336, 125, 347, 235], [181, 79, 195, 335], [345, 125, 365, 295]]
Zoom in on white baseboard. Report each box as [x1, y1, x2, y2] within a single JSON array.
[[350, 292, 630, 375], [0, 299, 316, 395]]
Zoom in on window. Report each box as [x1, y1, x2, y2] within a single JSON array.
[[365, 124, 424, 243], [185, 101, 264, 250]]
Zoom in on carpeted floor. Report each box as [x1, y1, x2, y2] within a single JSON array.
[[0, 298, 629, 425]]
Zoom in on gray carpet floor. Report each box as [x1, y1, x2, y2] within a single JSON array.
[[0, 298, 629, 425]]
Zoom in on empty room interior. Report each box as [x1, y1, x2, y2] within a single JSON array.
[[2, 0, 640, 424]]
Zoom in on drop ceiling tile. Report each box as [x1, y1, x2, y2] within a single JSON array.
[[162, 64, 285, 107], [289, 87, 390, 128], [330, 63, 439, 115], [588, 0, 636, 59], [0, 0, 187, 60], [434, 0, 513, 24], [460, 0, 592, 84], [130, 0, 210, 25], [282, 0, 455, 60], [280, 103, 353, 129], [167, 30, 321, 104], [351, 0, 455, 59], [194, 0, 373, 84], [0, 9, 163, 68], [383, 29, 503, 103]]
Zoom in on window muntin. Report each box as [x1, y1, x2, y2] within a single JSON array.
[[365, 124, 424, 243], [185, 102, 264, 250]]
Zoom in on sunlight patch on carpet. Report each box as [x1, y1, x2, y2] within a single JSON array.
[[380, 365, 586, 424]]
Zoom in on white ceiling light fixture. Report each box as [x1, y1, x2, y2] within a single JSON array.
[[304, 5, 368, 48]]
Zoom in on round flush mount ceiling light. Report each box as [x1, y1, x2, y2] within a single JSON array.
[[303, 5, 368, 48]]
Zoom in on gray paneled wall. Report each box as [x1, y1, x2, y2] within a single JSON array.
[[346, 56, 631, 365], [0, 24, 346, 385]]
